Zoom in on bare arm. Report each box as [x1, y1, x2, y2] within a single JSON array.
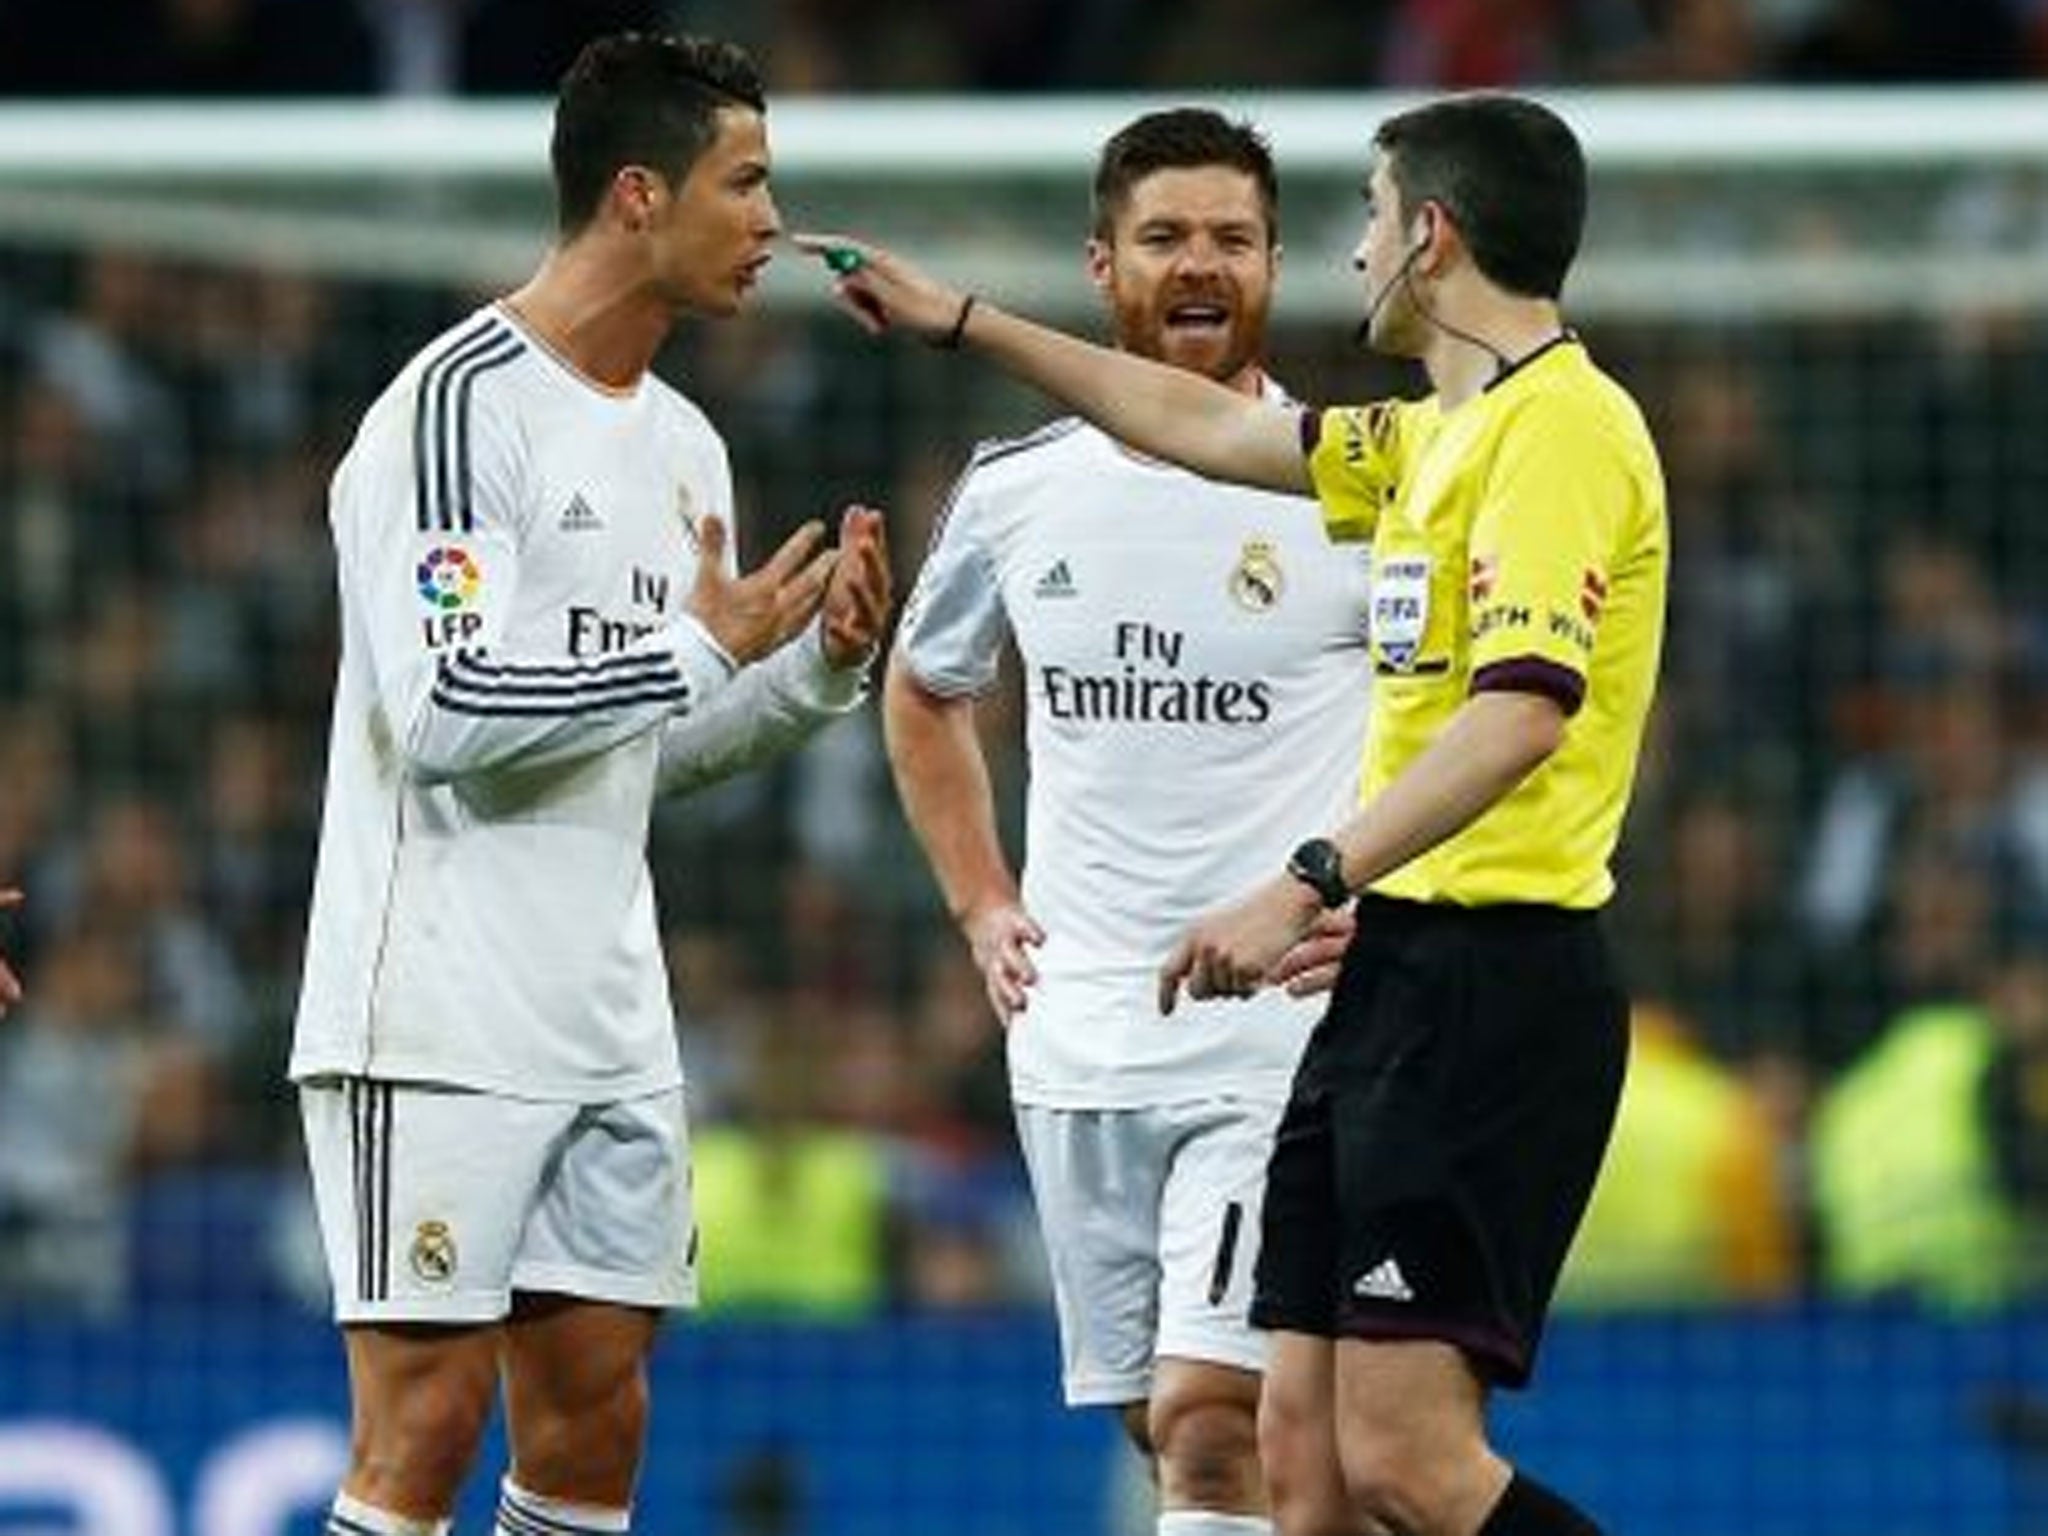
[[1323, 690, 1566, 895], [1160, 691, 1567, 1012], [795, 233, 1312, 496], [883, 658, 1043, 1020]]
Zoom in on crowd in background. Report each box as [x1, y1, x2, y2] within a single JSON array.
[[2, 0, 2048, 96], [5, 1, 2048, 1326]]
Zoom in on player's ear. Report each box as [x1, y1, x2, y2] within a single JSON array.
[[612, 165, 662, 233], [1085, 237, 1114, 295]]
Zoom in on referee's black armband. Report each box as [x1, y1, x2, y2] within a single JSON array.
[[1471, 656, 1585, 716]]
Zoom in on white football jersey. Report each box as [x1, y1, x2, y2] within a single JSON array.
[[896, 404, 1373, 1108], [291, 304, 864, 1099]]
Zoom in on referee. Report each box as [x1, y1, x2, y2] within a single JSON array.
[[807, 93, 1662, 1536]]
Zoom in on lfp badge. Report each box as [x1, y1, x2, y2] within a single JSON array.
[[417, 545, 483, 649]]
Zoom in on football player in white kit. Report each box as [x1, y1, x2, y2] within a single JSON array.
[[289, 33, 891, 1536], [884, 110, 1371, 1536]]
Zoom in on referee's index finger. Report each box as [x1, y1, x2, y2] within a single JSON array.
[[791, 232, 867, 272]]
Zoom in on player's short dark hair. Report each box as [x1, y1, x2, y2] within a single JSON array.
[[550, 32, 767, 237], [1092, 108, 1280, 244], [1373, 94, 1585, 300]]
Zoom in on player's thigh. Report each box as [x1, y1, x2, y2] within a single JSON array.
[[514, 1090, 698, 1311], [1014, 1104, 1170, 1406], [300, 1077, 572, 1323], [1156, 1095, 1287, 1376]]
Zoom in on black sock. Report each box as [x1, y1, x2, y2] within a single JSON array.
[[1476, 1471, 1605, 1535]]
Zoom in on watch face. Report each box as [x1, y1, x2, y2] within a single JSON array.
[[1290, 839, 1346, 907]]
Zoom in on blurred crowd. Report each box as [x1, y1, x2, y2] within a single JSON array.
[[6, 4, 2048, 1328], [3, 0, 2048, 96]]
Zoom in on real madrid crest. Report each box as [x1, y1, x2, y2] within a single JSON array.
[[409, 1219, 459, 1285], [1229, 538, 1284, 611]]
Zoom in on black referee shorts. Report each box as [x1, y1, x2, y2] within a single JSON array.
[[1250, 894, 1629, 1388]]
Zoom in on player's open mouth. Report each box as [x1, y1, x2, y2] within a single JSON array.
[[1165, 303, 1230, 334]]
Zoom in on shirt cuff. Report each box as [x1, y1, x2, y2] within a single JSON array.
[[665, 615, 740, 696], [802, 618, 872, 710]]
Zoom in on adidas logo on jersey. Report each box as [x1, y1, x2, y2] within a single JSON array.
[[1352, 1257, 1414, 1302], [1035, 559, 1077, 598], [559, 494, 605, 532]]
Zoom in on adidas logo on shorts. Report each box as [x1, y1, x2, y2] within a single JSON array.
[[1352, 1256, 1415, 1302]]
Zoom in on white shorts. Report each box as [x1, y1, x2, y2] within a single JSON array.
[[298, 1077, 697, 1324], [1013, 1096, 1284, 1407]]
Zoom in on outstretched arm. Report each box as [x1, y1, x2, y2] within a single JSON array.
[[795, 234, 1312, 496]]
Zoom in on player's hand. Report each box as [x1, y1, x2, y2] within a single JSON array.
[[820, 505, 892, 670], [964, 900, 1045, 1025], [686, 513, 836, 666], [1158, 875, 1321, 1017], [0, 887, 23, 1019], [1268, 904, 1357, 999], [792, 233, 969, 345]]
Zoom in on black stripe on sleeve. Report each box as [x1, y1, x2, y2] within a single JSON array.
[[429, 650, 692, 717], [412, 317, 501, 532], [449, 336, 527, 532], [430, 329, 515, 531]]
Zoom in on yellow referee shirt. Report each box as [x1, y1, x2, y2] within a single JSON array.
[[1306, 338, 1665, 908]]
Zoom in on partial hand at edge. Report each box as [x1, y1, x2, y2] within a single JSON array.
[[0, 887, 22, 1019]]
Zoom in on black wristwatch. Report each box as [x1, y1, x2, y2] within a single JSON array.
[[1286, 837, 1352, 909]]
